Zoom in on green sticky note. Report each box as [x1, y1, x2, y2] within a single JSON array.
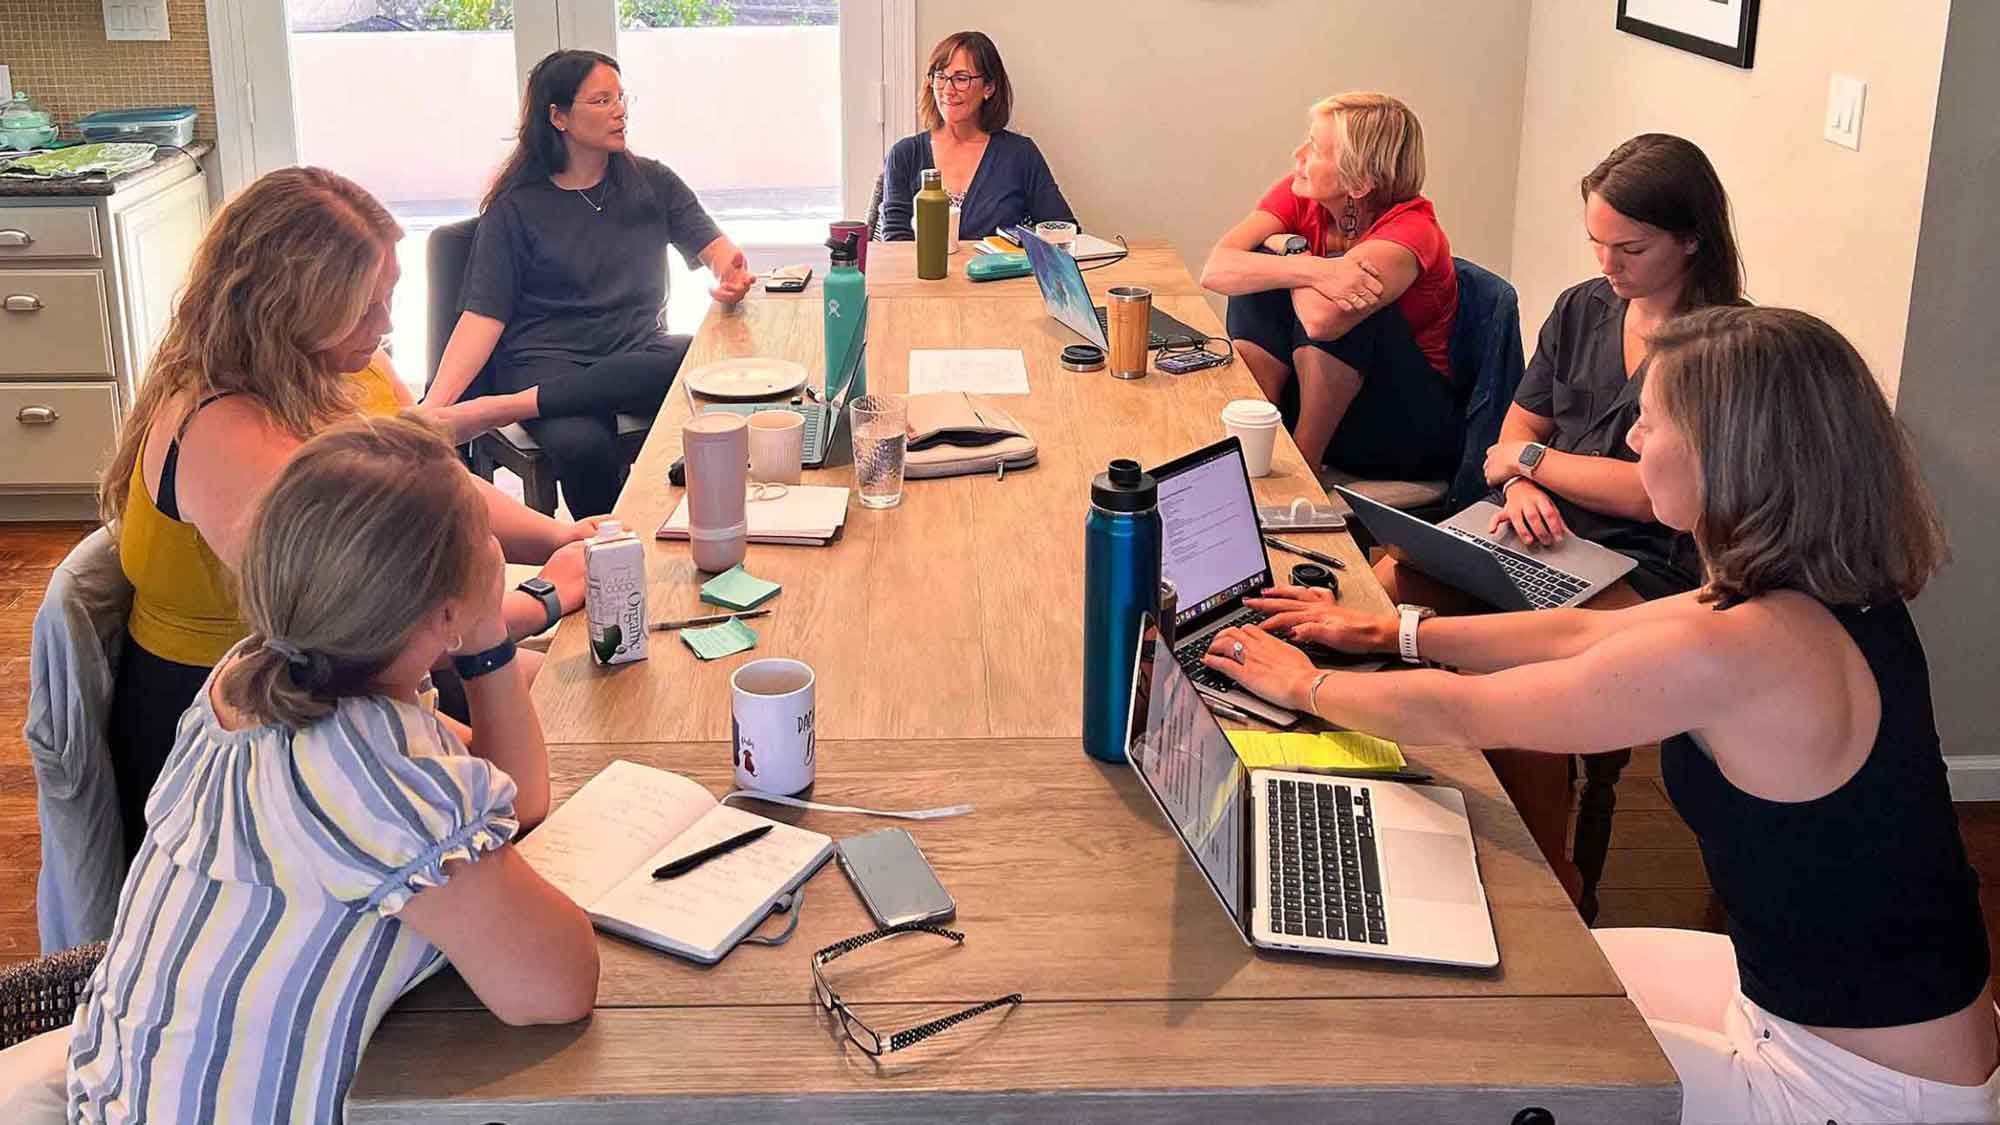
[[699, 565, 781, 611], [681, 617, 758, 661], [1224, 730, 1407, 773]]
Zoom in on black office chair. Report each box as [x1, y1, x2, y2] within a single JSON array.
[[424, 217, 652, 516]]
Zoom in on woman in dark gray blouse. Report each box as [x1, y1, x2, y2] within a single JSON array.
[[424, 49, 755, 517], [1373, 134, 1742, 906]]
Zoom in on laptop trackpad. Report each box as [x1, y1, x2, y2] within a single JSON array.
[[1383, 829, 1482, 905]]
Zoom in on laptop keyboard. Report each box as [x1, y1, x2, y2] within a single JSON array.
[[1442, 527, 1588, 609], [1268, 778, 1388, 945], [1093, 307, 1190, 350], [1173, 607, 1268, 691]]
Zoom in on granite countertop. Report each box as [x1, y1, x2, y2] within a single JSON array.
[[0, 142, 211, 198]]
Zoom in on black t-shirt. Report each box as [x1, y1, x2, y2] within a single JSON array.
[[464, 156, 722, 365], [1510, 278, 1699, 598]]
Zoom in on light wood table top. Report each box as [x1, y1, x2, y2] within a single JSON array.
[[355, 256, 1677, 1122], [863, 238, 1210, 299], [529, 292, 1376, 746]]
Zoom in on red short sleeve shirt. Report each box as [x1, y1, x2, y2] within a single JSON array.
[[1257, 176, 1458, 377]]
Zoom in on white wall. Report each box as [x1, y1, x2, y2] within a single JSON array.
[[915, 0, 1531, 287], [1509, 0, 1950, 400]]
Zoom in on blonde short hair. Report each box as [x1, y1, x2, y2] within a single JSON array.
[[1309, 92, 1427, 204]]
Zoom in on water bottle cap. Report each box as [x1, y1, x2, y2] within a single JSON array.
[[1091, 458, 1156, 512], [921, 168, 942, 187], [825, 231, 860, 263]]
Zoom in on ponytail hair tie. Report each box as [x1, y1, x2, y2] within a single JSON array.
[[266, 636, 312, 680]]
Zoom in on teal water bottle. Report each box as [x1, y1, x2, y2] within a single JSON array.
[[1083, 459, 1161, 763], [824, 232, 866, 398]]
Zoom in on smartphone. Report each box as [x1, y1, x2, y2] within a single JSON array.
[[1156, 349, 1231, 375], [836, 828, 955, 927], [764, 265, 812, 293]]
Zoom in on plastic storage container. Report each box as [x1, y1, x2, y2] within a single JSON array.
[[0, 92, 57, 151], [76, 106, 197, 147]]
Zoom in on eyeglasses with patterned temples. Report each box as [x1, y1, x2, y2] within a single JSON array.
[[809, 923, 1022, 1056]]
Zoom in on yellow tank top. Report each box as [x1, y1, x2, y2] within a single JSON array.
[[120, 360, 405, 667]]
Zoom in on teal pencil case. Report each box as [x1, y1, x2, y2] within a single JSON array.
[[966, 253, 1033, 282]]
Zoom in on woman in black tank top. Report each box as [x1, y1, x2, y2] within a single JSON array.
[[1202, 306, 1997, 1123]]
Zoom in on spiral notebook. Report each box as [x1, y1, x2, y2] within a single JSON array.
[[515, 760, 833, 963]]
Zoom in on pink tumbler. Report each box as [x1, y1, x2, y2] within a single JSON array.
[[682, 413, 748, 572], [830, 220, 870, 273]]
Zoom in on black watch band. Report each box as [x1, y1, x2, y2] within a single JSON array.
[[452, 638, 517, 681], [517, 578, 562, 635]]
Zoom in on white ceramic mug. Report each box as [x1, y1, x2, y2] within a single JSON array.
[[747, 411, 805, 484], [1221, 399, 1283, 478], [731, 658, 816, 794]]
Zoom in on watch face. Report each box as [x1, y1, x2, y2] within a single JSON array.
[[1519, 443, 1546, 468], [521, 578, 556, 597]]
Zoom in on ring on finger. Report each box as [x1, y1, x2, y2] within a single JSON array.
[[1230, 641, 1245, 661]]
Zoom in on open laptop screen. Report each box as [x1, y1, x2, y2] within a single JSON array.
[[1126, 621, 1249, 931], [1153, 438, 1273, 635], [1017, 226, 1109, 349]]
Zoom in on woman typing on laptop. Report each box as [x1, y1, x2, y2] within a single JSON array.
[[1203, 307, 1997, 1124]]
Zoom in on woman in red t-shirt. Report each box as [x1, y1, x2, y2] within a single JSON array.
[[1201, 92, 1459, 479]]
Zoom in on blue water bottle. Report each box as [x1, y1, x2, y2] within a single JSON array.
[[824, 232, 867, 398], [1083, 458, 1161, 763]]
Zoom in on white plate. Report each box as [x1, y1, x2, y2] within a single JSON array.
[[684, 357, 809, 402]]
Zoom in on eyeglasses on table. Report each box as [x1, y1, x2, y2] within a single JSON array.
[[809, 923, 1022, 1057]]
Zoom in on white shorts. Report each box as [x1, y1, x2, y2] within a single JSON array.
[[1595, 927, 2000, 1124]]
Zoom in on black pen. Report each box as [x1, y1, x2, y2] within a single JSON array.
[[1263, 535, 1347, 571], [651, 824, 773, 880]]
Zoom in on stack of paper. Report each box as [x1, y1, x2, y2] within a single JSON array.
[[700, 565, 781, 611], [907, 349, 1031, 396], [682, 618, 758, 661], [658, 485, 849, 546], [1224, 730, 1407, 773]]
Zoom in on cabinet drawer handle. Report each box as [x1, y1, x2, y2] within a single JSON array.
[[0, 229, 32, 248], [16, 406, 60, 425], [3, 294, 42, 312]]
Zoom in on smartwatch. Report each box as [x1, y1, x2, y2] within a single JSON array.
[[452, 637, 517, 680], [517, 576, 562, 635], [1396, 604, 1436, 666], [1280, 234, 1310, 256], [1517, 441, 1548, 476]]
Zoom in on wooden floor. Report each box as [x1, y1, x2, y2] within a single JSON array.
[[1, 520, 1995, 973]]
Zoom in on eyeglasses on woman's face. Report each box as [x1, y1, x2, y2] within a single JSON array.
[[930, 70, 985, 92], [576, 91, 634, 111]]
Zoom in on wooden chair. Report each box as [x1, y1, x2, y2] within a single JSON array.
[[0, 942, 105, 1050], [425, 217, 651, 516]]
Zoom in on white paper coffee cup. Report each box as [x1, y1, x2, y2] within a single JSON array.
[[747, 411, 805, 485], [1221, 399, 1283, 477], [731, 658, 816, 795]]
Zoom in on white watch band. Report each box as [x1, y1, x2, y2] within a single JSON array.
[[1398, 607, 1424, 665]]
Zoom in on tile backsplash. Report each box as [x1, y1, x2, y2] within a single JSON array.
[[0, 0, 216, 143]]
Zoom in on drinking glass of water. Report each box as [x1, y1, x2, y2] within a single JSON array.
[[849, 395, 908, 509]]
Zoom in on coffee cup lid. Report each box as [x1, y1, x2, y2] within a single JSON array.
[[1222, 399, 1281, 426]]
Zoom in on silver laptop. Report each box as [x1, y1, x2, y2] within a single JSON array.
[[1125, 622, 1499, 968], [1336, 485, 1635, 610], [1149, 437, 1299, 727]]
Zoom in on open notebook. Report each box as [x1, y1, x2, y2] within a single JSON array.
[[515, 760, 834, 963]]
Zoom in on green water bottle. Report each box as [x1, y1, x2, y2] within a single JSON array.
[[823, 231, 867, 399], [915, 168, 949, 280]]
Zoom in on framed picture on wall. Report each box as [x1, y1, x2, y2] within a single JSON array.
[[1616, 0, 1760, 69]]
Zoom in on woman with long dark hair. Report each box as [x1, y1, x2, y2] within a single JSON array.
[[424, 49, 755, 516]]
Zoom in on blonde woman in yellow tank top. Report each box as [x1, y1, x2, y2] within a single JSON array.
[[98, 168, 600, 863]]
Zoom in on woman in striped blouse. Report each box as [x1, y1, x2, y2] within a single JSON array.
[[65, 416, 600, 1123]]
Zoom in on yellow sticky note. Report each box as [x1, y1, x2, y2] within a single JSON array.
[[1225, 730, 1407, 773]]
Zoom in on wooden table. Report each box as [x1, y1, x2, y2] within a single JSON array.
[[862, 238, 1210, 299], [351, 247, 1678, 1122]]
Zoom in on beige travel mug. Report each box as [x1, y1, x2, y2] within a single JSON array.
[[1107, 286, 1152, 380]]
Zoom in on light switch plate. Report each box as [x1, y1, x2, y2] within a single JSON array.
[[104, 0, 171, 41], [1824, 74, 1866, 151]]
